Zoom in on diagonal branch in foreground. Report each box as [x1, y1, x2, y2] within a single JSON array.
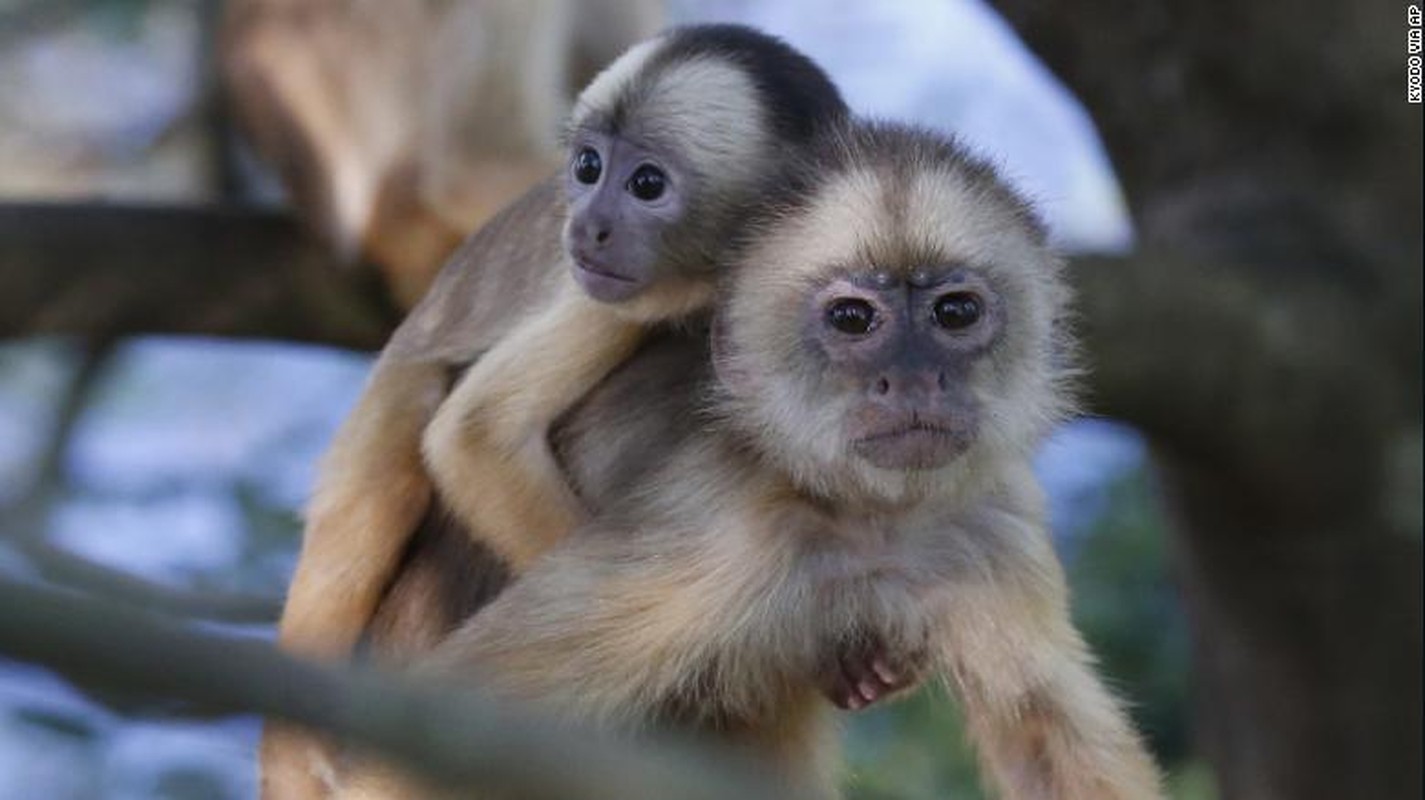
[[0, 575, 812, 800]]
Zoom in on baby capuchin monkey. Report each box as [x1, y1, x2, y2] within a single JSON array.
[[344, 122, 1164, 800], [262, 24, 848, 799], [422, 24, 852, 572]]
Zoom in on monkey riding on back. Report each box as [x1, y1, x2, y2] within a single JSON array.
[[262, 24, 850, 800]]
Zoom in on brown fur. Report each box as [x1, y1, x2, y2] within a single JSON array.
[[362, 326, 708, 661], [362, 499, 511, 663], [419, 280, 698, 570], [262, 27, 845, 797], [261, 178, 569, 799], [417, 23, 851, 584], [416, 25, 815, 575], [342, 124, 1162, 800]]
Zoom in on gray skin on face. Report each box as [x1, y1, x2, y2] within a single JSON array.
[[561, 130, 691, 302], [808, 265, 1003, 471]]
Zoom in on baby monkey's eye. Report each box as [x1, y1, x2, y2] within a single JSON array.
[[826, 298, 877, 335], [626, 164, 667, 201], [933, 292, 983, 330], [573, 148, 602, 184]]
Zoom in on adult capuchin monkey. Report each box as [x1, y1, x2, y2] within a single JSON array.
[[262, 24, 849, 799], [346, 122, 1164, 800]]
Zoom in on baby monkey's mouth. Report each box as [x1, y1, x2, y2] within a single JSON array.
[[569, 253, 647, 303], [573, 255, 637, 283]]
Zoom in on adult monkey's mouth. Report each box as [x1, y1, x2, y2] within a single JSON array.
[[853, 420, 972, 470]]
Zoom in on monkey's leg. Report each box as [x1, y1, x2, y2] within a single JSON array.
[[939, 568, 1164, 800], [263, 356, 448, 800], [422, 285, 645, 570], [282, 355, 449, 657]]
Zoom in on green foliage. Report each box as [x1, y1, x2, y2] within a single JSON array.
[[1068, 470, 1192, 763], [843, 683, 984, 800], [1167, 761, 1220, 800]]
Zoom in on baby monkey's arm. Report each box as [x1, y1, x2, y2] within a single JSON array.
[[422, 284, 646, 570]]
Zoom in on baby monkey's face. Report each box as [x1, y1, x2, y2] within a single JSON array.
[[561, 130, 691, 303]]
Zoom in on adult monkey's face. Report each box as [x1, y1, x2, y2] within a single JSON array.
[[712, 123, 1072, 503], [810, 265, 1003, 471]]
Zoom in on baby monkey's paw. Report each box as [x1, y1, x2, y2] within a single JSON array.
[[821, 634, 928, 711]]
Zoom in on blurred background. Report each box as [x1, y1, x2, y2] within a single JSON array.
[[0, 1, 1418, 799]]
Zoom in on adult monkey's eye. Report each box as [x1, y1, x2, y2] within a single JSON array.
[[933, 292, 983, 330], [826, 298, 877, 335], [573, 148, 602, 184], [626, 164, 667, 201]]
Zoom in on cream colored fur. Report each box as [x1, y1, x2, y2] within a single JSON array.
[[421, 281, 645, 569], [263, 354, 447, 800], [339, 127, 1162, 800]]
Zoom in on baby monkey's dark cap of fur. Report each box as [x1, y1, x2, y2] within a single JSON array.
[[602, 23, 851, 145]]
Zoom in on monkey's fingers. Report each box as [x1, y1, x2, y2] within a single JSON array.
[[851, 655, 900, 707], [825, 665, 870, 711], [825, 649, 909, 711], [820, 652, 868, 710]]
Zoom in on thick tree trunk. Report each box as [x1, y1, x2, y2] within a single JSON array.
[[1168, 465, 1421, 800], [992, 1, 1423, 798]]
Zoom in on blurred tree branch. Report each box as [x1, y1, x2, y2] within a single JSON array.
[[11, 540, 283, 623], [0, 202, 398, 350], [0, 574, 810, 800]]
